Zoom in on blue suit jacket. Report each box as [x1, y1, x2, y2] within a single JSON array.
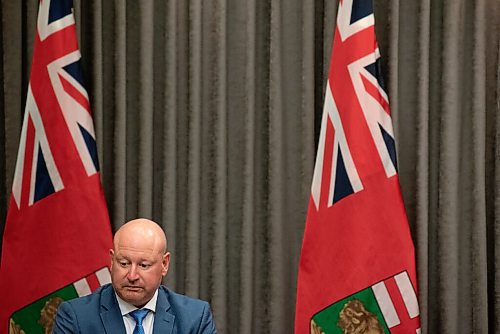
[[53, 284, 217, 333]]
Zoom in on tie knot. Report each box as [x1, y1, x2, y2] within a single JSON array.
[[129, 308, 150, 326]]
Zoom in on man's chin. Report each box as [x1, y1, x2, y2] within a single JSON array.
[[118, 288, 147, 305]]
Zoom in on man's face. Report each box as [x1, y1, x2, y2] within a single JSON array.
[[110, 234, 169, 307]]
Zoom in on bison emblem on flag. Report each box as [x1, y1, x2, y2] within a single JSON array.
[[309, 272, 420, 334]]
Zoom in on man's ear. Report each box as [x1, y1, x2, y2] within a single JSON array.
[[162, 252, 171, 276], [109, 249, 114, 268]]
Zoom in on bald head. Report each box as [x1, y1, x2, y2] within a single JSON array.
[[110, 218, 170, 307], [113, 218, 167, 255]]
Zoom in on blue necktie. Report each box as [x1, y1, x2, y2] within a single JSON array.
[[129, 308, 150, 334]]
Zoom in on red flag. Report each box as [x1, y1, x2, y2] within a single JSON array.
[[295, 1, 420, 333], [0, 1, 112, 333]]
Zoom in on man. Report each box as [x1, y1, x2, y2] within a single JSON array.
[[53, 218, 217, 333]]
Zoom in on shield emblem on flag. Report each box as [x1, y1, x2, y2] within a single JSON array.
[[8, 268, 111, 334], [310, 271, 420, 334]]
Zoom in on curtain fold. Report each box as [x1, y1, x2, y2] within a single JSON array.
[[415, 1, 431, 332], [495, 43, 500, 332], [470, 2, 489, 333], [1, 0, 499, 333]]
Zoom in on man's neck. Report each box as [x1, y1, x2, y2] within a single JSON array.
[[115, 290, 159, 315]]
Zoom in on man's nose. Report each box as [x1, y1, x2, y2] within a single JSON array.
[[127, 264, 139, 281]]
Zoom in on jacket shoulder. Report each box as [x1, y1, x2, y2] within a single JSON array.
[[64, 283, 113, 308], [158, 286, 217, 333], [53, 284, 117, 333]]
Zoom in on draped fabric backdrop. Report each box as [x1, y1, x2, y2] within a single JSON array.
[[0, 1, 499, 333]]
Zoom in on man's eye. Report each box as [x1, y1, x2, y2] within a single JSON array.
[[119, 261, 129, 267], [139, 263, 151, 269]]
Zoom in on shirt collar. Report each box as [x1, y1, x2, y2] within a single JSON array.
[[115, 289, 159, 316]]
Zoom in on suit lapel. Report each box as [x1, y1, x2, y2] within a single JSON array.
[[100, 285, 127, 334], [153, 287, 175, 334]]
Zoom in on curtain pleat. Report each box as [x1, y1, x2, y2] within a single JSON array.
[[2, 2, 24, 200], [184, 0, 202, 298], [415, 0, 431, 332], [210, 0, 228, 331], [137, 1, 155, 217], [268, 0, 285, 331], [495, 43, 500, 333], [239, 1, 257, 332], [470, 1, 489, 333], [1, 0, 499, 333], [111, 1, 127, 225], [438, 1, 467, 332], [161, 0, 178, 291]]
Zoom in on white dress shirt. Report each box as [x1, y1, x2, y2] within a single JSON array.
[[115, 290, 158, 334]]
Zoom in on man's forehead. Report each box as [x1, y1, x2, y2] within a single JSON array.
[[115, 238, 159, 253], [113, 220, 167, 253], [113, 245, 163, 260]]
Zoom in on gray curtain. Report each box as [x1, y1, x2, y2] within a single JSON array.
[[1, 0, 499, 333]]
